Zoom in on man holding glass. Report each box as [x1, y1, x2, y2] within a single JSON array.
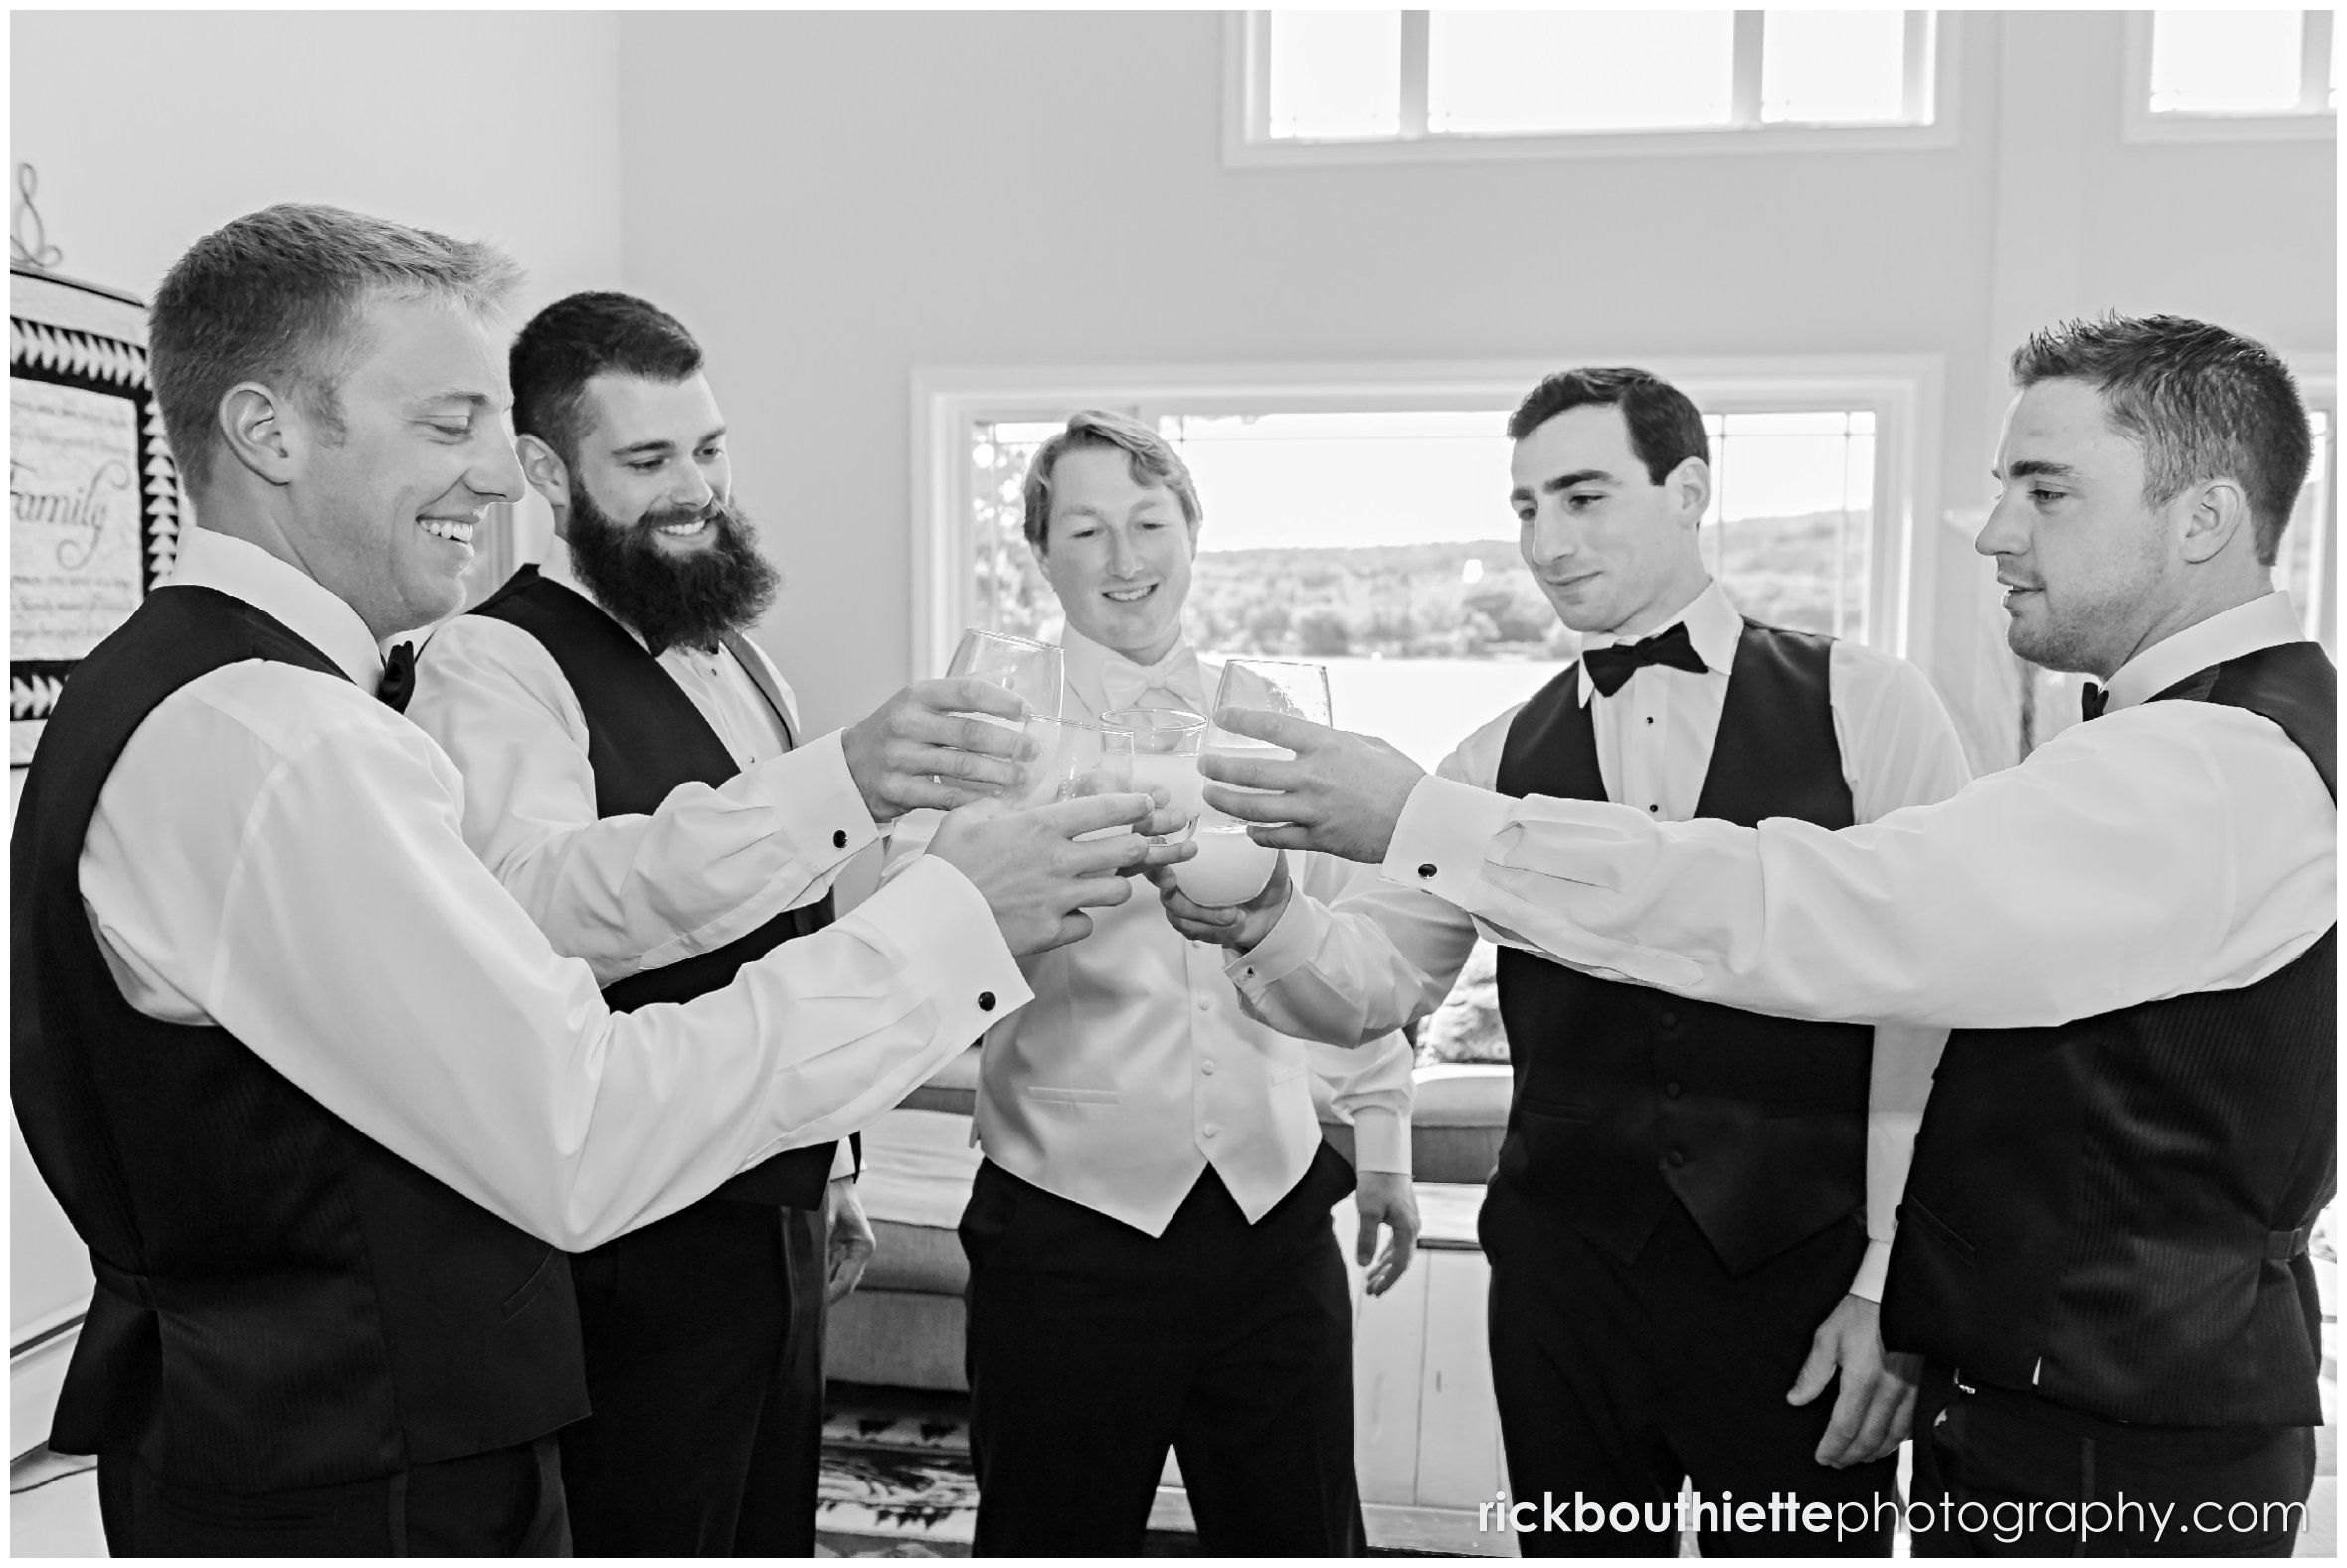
[[1176, 327, 2335, 1553], [15, 206, 1157, 1557], [1159, 370, 1974, 1555], [403, 291, 1076, 1554], [893, 410, 1419, 1556]]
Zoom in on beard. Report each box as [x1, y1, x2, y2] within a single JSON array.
[[563, 485, 780, 655]]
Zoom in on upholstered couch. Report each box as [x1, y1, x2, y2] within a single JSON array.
[[824, 1049, 1511, 1392]]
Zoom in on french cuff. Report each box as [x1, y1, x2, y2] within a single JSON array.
[[749, 728, 879, 870], [828, 1141, 856, 1181], [1849, 1237, 1892, 1303], [1221, 881, 1331, 994], [1350, 1106, 1411, 1177], [849, 855, 1033, 1038], [1381, 774, 1518, 912]]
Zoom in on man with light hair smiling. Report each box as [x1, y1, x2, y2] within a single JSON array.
[[11, 202, 1156, 1555]]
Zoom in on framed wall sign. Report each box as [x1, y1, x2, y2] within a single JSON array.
[[10, 266, 183, 766]]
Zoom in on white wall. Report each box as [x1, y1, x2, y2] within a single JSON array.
[[9, 10, 623, 323], [609, 10, 2334, 757]]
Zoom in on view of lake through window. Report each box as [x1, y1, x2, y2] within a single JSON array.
[[970, 406, 1876, 773]]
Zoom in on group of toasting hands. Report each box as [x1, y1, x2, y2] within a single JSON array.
[[15, 198, 2332, 1562]]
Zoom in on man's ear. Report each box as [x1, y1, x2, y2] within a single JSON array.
[[2176, 475, 2253, 565], [516, 433, 571, 513], [1668, 455, 1712, 527], [217, 382, 298, 487]]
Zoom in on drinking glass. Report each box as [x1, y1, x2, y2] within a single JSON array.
[[1173, 660, 1330, 905], [1099, 708, 1206, 840], [1201, 657, 1332, 824], [1006, 714, 1109, 811], [947, 628, 1063, 722]]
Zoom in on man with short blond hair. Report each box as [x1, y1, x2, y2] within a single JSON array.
[[12, 203, 1155, 1555]]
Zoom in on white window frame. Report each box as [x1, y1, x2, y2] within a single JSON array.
[[1223, 10, 1961, 167], [2280, 360, 2337, 653], [2122, 10, 2338, 144], [910, 356, 1943, 681]]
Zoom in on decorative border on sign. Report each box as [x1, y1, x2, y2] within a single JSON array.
[[10, 267, 182, 759]]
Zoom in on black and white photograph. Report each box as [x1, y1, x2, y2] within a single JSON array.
[[7, 6, 2336, 1559]]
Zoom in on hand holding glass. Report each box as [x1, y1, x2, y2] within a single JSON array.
[[947, 629, 1063, 726], [1184, 660, 1331, 905]]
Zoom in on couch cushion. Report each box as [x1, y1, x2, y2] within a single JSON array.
[[863, 1217, 969, 1295]]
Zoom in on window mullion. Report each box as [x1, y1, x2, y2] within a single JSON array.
[[1902, 11, 1934, 123], [1400, 10, 1431, 138], [2301, 8, 2333, 113], [1731, 11, 1765, 126]]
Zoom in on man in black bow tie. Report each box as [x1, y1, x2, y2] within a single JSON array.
[[1159, 366, 1972, 1555]]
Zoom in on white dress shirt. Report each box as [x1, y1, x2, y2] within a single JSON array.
[[406, 545, 877, 989], [889, 626, 1415, 1237], [407, 545, 885, 1180], [1376, 587, 2332, 1027], [1233, 582, 1974, 1299], [80, 527, 1025, 1251]]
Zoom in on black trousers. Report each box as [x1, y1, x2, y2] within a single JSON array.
[[96, 1436, 567, 1556], [1909, 1363, 2317, 1557], [558, 1196, 828, 1556], [960, 1145, 1366, 1557], [1482, 1184, 1897, 1557]]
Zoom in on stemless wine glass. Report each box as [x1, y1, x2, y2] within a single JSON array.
[[1006, 714, 1107, 811], [1181, 660, 1332, 905], [1098, 708, 1207, 838], [947, 628, 1064, 722]]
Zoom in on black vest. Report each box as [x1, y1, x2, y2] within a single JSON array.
[[1492, 620, 1873, 1273], [1882, 640, 2337, 1428], [468, 566, 841, 1210], [10, 586, 588, 1492]]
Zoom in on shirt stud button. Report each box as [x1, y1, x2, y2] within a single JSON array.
[[978, 991, 996, 1012], [832, 828, 849, 849], [1417, 862, 1437, 879]]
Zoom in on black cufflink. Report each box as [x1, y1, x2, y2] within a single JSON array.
[[833, 829, 849, 849], [978, 991, 996, 1012], [1417, 862, 1437, 879]]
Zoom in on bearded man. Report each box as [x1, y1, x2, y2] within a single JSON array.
[[405, 291, 1068, 1553]]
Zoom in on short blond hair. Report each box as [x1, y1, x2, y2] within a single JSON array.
[[1020, 409, 1201, 551], [150, 203, 522, 490]]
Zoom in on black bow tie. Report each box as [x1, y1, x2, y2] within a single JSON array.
[[378, 641, 416, 713], [2079, 682, 2108, 722], [1581, 620, 1709, 698]]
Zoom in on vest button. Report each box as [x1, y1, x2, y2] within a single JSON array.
[[1202, 1125, 1219, 1139], [1664, 1081, 1683, 1099], [1202, 1060, 1217, 1075], [978, 991, 996, 1012], [1666, 1147, 1687, 1168], [1659, 1009, 1680, 1030]]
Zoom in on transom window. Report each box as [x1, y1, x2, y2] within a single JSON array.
[[2125, 10, 2338, 141], [1231, 9, 1952, 164]]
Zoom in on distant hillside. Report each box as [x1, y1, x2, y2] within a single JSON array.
[[1178, 511, 1870, 657]]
